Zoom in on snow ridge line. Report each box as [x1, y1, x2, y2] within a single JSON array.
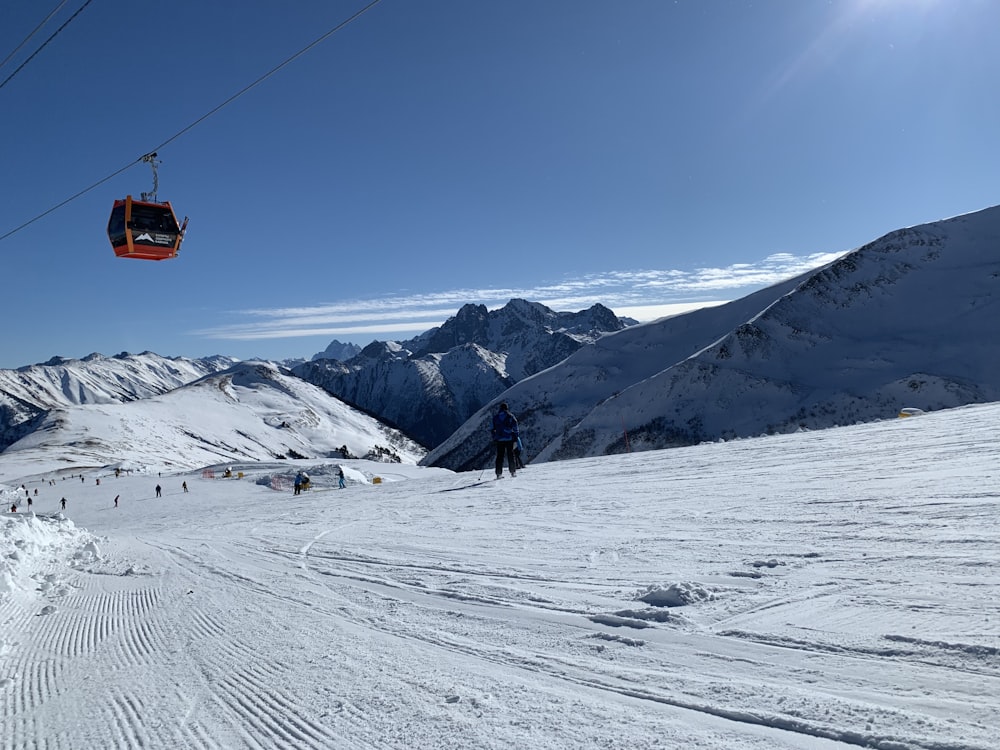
[[717, 628, 919, 657], [170, 604, 343, 749], [718, 628, 1000, 677], [223, 666, 336, 747], [76, 589, 166, 669], [3, 654, 63, 743], [883, 634, 1000, 658], [304, 543, 562, 585], [177, 710, 224, 750], [105, 689, 150, 749], [187, 606, 227, 639], [213, 671, 333, 750], [562, 673, 991, 750]]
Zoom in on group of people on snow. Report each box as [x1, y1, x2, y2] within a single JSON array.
[[7, 481, 68, 513], [5, 475, 195, 515], [8, 494, 68, 513], [293, 468, 345, 494]]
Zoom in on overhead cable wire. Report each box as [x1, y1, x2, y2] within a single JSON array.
[[0, 0, 93, 92], [0, 0, 384, 244], [146, 0, 384, 156], [0, 0, 69, 73]]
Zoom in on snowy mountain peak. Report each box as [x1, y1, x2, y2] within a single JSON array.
[[310, 339, 363, 362], [295, 299, 634, 448], [425, 204, 1000, 470]]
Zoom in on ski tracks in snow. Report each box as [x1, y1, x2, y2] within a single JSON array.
[[4, 432, 998, 749], [2, 576, 182, 748], [0, 531, 351, 750], [281, 478, 1000, 750]]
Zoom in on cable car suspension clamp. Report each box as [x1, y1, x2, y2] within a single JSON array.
[[140, 152, 160, 203]]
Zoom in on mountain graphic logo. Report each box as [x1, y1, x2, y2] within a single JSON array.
[[135, 233, 154, 243]]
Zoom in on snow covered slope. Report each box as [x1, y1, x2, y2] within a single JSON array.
[[424, 273, 808, 471], [0, 361, 424, 479], [1, 397, 998, 748], [0, 352, 237, 450], [428, 205, 1000, 469]]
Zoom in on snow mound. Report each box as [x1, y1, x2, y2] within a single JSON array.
[[1, 511, 96, 602], [636, 582, 714, 608]]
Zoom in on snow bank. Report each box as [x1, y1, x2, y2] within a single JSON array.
[[0, 511, 96, 601], [636, 582, 714, 608]]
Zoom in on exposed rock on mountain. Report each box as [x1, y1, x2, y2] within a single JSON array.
[[311, 339, 362, 362], [294, 299, 631, 448]]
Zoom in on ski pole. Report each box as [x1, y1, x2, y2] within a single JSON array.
[[478, 449, 492, 481]]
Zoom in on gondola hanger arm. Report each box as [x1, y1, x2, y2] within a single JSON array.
[[139, 152, 160, 203]]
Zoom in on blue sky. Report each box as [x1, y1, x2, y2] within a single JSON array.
[[1, 0, 997, 369]]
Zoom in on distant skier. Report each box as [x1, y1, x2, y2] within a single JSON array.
[[338, 467, 346, 489], [10, 503, 16, 513], [182, 481, 188, 493], [155, 484, 162, 498], [114, 495, 119, 508], [294, 473, 303, 495], [27, 496, 32, 509], [491, 402, 519, 479], [61, 497, 67, 510]]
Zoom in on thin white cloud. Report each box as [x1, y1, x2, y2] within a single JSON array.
[[193, 250, 846, 342]]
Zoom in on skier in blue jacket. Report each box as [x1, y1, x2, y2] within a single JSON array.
[[491, 402, 519, 479]]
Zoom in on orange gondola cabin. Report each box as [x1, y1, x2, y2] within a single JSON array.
[[107, 195, 187, 261]]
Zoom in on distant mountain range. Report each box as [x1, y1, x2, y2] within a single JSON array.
[[0, 360, 422, 479], [292, 299, 632, 448], [3, 205, 999, 474], [425, 205, 1000, 470], [0, 352, 237, 451]]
